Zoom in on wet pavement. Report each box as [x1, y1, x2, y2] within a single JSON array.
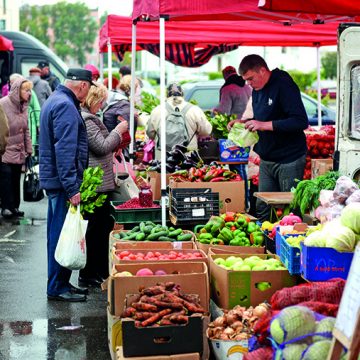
[[0, 197, 110, 360]]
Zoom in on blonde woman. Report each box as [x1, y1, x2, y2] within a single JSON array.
[[0, 77, 33, 218], [80, 82, 128, 286]]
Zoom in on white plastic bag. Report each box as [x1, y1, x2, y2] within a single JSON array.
[[55, 206, 88, 270]]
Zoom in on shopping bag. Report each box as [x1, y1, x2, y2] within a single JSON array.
[[55, 206, 88, 270], [112, 151, 139, 201], [23, 156, 44, 202]]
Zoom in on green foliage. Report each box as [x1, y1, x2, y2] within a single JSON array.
[[321, 52, 337, 79], [103, 72, 120, 81], [20, 2, 98, 65], [305, 90, 331, 106], [287, 70, 317, 92], [137, 91, 160, 114], [208, 72, 223, 80], [205, 111, 236, 139], [80, 166, 107, 215]]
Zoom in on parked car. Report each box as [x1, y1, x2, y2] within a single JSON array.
[[182, 80, 336, 126]]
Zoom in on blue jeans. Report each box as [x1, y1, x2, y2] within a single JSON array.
[[257, 155, 306, 222], [46, 190, 72, 296]]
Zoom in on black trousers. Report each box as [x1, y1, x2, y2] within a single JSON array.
[[0, 162, 22, 211], [80, 195, 114, 279]]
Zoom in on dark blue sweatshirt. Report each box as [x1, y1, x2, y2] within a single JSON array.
[[252, 68, 308, 163]]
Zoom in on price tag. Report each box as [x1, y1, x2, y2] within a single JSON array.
[[192, 208, 205, 217], [172, 242, 183, 250]]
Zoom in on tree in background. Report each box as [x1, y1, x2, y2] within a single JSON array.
[[288, 69, 317, 92], [321, 52, 337, 79], [20, 2, 98, 65]]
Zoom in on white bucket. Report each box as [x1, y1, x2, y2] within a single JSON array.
[[211, 339, 249, 360]]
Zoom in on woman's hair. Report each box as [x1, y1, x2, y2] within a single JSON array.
[[117, 75, 138, 96], [20, 80, 33, 91], [83, 82, 108, 109]]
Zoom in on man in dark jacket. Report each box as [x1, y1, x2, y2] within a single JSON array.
[[39, 68, 95, 302], [232, 54, 308, 221], [38, 60, 60, 92]]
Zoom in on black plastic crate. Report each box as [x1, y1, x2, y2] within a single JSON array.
[[170, 188, 219, 222], [198, 140, 219, 162]]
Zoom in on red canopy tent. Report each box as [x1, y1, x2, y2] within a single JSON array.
[[260, 0, 360, 17], [0, 35, 13, 51]]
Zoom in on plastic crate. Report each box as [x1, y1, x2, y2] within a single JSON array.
[[264, 231, 276, 254], [219, 139, 250, 162], [275, 227, 282, 257], [110, 201, 163, 223], [198, 139, 219, 162], [280, 235, 301, 275], [300, 243, 354, 281], [170, 188, 219, 223]]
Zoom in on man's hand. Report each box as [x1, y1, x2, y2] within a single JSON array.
[[69, 192, 81, 206], [245, 120, 273, 132], [227, 119, 247, 131]]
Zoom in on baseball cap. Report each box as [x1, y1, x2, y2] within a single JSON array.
[[167, 83, 183, 97], [222, 66, 237, 80], [66, 68, 97, 86], [84, 64, 100, 78], [37, 60, 50, 69]]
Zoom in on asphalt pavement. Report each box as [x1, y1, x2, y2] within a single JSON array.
[[0, 196, 110, 360]]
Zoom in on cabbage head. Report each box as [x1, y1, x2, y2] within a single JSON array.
[[304, 231, 326, 247], [228, 123, 259, 147], [340, 202, 360, 234], [323, 220, 355, 252]]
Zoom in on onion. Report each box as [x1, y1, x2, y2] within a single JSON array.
[[253, 303, 269, 318], [223, 327, 235, 336], [219, 333, 229, 340], [230, 321, 244, 330], [225, 313, 238, 325], [213, 316, 226, 328], [233, 333, 251, 341]]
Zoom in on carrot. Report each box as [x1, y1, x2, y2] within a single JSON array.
[[122, 307, 137, 318], [182, 300, 205, 313], [159, 319, 174, 326], [169, 314, 189, 324], [140, 296, 183, 310], [162, 310, 186, 320], [134, 312, 156, 320], [142, 286, 165, 296], [140, 308, 172, 327], [132, 302, 158, 312]]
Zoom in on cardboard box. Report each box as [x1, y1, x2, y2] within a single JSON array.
[[209, 254, 296, 309], [108, 307, 123, 360], [108, 261, 209, 316], [148, 171, 171, 201], [109, 232, 196, 273], [311, 158, 333, 179], [196, 241, 265, 255], [116, 347, 200, 360], [121, 316, 204, 357], [169, 180, 245, 213]]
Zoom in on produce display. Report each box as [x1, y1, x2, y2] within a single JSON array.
[[114, 198, 160, 209], [207, 303, 270, 341], [270, 305, 336, 360], [213, 255, 286, 271], [291, 171, 340, 216], [115, 250, 204, 261], [205, 112, 235, 139], [112, 222, 193, 242], [197, 214, 264, 246], [121, 282, 205, 327], [170, 164, 242, 183]]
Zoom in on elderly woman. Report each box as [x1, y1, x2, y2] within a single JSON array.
[[79, 82, 128, 287], [0, 77, 33, 219]]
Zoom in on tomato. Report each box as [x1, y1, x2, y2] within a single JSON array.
[[119, 250, 130, 258], [146, 251, 154, 258], [129, 254, 137, 260], [154, 251, 162, 257], [276, 208, 283, 217], [168, 254, 176, 260], [122, 256, 130, 261]]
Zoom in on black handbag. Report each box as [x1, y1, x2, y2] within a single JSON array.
[[23, 157, 44, 202]]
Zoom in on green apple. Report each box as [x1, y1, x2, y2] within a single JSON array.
[[256, 282, 271, 291], [214, 258, 226, 266], [225, 256, 242, 268], [116, 271, 133, 277], [219, 264, 228, 270], [252, 264, 267, 271], [237, 264, 251, 271]]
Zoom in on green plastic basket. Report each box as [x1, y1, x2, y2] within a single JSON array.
[[110, 201, 164, 223]]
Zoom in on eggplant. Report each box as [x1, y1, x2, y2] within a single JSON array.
[[181, 159, 196, 169], [174, 165, 182, 171], [190, 150, 202, 163], [166, 156, 179, 165], [166, 164, 175, 173], [170, 149, 186, 162]]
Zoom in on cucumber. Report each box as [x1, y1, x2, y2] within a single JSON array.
[[147, 231, 168, 240], [135, 232, 146, 241], [122, 232, 139, 240], [143, 225, 153, 234], [145, 221, 156, 226], [168, 229, 182, 238], [177, 233, 193, 241], [130, 226, 140, 233], [158, 236, 174, 242], [119, 231, 127, 239], [139, 222, 146, 232], [113, 233, 121, 239]]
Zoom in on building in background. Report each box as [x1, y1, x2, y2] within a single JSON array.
[[0, 0, 20, 31]]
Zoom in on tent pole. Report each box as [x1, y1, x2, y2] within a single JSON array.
[[99, 52, 104, 82], [317, 45, 322, 127], [160, 17, 166, 226], [107, 39, 112, 90], [129, 21, 137, 163]]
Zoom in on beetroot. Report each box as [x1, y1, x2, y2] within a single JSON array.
[[136, 268, 154, 276], [154, 270, 167, 276]]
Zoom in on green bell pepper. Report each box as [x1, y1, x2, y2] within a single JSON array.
[[250, 231, 264, 246]]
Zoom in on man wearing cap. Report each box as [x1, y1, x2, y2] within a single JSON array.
[[214, 66, 252, 118], [39, 68, 96, 302], [28, 67, 52, 107], [37, 60, 60, 92]]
